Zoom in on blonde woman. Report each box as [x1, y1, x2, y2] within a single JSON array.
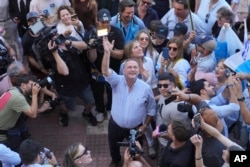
[[63, 143, 93, 167]]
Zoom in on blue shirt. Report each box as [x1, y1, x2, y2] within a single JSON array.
[[105, 70, 156, 129], [0, 144, 21, 167], [110, 14, 145, 42]]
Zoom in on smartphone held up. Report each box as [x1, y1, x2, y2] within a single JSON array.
[[162, 47, 169, 60]]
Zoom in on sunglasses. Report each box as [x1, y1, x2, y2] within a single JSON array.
[[157, 83, 169, 88], [141, 0, 152, 6], [139, 37, 149, 41], [205, 13, 210, 23], [74, 147, 89, 160], [168, 47, 178, 52]]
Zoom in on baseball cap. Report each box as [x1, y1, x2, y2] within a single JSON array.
[[26, 11, 39, 21], [195, 35, 216, 51], [174, 23, 188, 36], [98, 8, 111, 22], [155, 25, 168, 39]]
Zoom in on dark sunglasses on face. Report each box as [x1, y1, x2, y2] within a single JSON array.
[[168, 47, 178, 52], [157, 83, 169, 88], [141, 0, 152, 6], [139, 37, 149, 41], [74, 147, 88, 160]]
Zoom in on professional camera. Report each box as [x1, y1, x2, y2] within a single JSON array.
[[84, 26, 99, 49], [117, 129, 143, 159], [177, 102, 194, 119], [0, 55, 14, 75], [37, 75, 53, 88]]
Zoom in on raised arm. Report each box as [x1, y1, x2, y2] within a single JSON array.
[[101, 36, 114, 77], [48, 40, 69, 75]]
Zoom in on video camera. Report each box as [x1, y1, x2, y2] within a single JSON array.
[[177, 102, 194, 119], [40, 147, 52, 164], [84, 25, 112, 50], [117, 129, 143, 159]]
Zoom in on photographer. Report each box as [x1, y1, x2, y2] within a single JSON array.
[[22, 12, 50, 79], [123, 141, 151, 167], [46, 28, 97, 127], [0, 74, 42, 151], [19, 139, 59, 167]]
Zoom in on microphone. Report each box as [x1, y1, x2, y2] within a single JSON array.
[[159, 124, 167, 133], [152, 124, 167, 137]]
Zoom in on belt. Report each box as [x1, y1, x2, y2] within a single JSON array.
[[110, 116, 142, 131], [0, 17, 11, 22], [0, 129, 7, 134]]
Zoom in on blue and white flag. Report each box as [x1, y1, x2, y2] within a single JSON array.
[[224, 19, 250, 73]]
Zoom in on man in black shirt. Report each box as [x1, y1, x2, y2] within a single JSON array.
[[90, 8, 125, 122]]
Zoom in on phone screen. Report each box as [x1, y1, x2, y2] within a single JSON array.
[[30, 20, 45, 35], [97, 28, 108, 37], [162, 47, 169, 60]]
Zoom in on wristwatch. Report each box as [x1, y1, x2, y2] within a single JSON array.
[[237, 97, 245, 101]]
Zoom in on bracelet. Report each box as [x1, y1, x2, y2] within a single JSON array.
[[186, 94, 190, 101], [195, 156, 202, 160]]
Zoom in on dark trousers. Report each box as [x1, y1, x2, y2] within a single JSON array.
[[108, 117, 143, 162], [90, 79, 112, 113]]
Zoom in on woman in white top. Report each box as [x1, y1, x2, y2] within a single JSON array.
[[158, 38, 190, 89], [135, 29, 159, 73], [56, 5, 85, 41]]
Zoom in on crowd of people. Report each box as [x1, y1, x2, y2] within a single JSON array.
[[1, 0, 250, 167]]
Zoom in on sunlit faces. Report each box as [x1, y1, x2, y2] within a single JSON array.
[[123, 60, 139, 80], [203, 81, 216, 98], [168, 43, 178, 60], [120, 6, 134, 24], [74, 145, 92, 166], [131, 41, 144, 58], [59, 9, 72, 25], [158, 80, 174, 97], [216, 15, 228, 27], [173, 2, 187, 18], [138, 32, 150, 49], [22, 80, 34, 96], [215, 61, 227, 78]]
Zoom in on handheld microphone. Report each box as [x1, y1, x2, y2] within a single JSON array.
[[159, 124, 167, 133]]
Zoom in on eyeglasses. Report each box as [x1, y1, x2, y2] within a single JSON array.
[[141, 0, 152, 6], [139, 37, 149, 41], [205, 13, 210, 23], [157, 83, 169, 88], [168, 47, 178, 52], [74, 147, 89, 160]]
